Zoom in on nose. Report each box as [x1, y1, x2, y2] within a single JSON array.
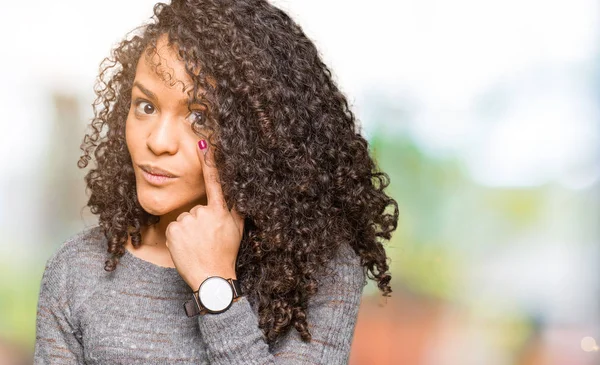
[[146, 114, 179, 156]]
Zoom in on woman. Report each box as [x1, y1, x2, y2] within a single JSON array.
[[34, 0, 398, 363]]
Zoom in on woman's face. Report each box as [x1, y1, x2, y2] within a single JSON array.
[[126, 34, 209, 217]]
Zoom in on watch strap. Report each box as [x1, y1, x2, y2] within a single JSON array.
[[183, 278, 243, 317]]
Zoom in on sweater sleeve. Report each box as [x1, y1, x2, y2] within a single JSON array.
[[33, 250, 85, 364], [197, 245, 366, 365]]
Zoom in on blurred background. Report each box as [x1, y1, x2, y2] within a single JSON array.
[[0, 0, 598, 364]]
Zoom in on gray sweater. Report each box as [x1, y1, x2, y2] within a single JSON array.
[[33, 225, 366, 364]]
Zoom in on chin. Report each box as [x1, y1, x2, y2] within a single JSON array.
[[140, 202, 173, 217], [137, 190, 177, 216], [141, 205, 171, 216]]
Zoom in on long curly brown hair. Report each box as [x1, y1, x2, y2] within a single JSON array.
[[78, 0, 398, 345]]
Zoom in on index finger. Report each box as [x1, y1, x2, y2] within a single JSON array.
[[198, 139, 227, 210]]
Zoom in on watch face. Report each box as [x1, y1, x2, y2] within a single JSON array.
[[198, 277, 234, 312]]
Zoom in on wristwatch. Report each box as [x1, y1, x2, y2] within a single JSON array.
[[183, 276, 243, 317]]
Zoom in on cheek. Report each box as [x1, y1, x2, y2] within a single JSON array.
[[125, 118, 141, 156]]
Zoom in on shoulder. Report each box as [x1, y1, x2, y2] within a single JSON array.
[[40, 224, 108, 300], [316, 242, 367, 299], [44, 224, 107, 272]]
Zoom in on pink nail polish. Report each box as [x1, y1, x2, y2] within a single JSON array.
[[198, 140, 207, 150]]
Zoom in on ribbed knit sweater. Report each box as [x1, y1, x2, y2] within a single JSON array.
[[33, 225, 367, 364]]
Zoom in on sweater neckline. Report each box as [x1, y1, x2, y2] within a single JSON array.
[[120, 247, 193, 291], [121, 245, 181, 276]]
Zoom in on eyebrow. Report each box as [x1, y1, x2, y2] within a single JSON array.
[[132, 81, 193, 107]]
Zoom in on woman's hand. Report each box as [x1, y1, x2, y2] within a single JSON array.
[[165, 140, 245, 291]]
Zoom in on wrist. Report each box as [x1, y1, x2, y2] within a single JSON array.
[[183, 275, 244, 317], [189, 270, 237, 291]]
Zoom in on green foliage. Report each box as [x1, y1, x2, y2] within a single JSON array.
[[0, 258, 44, 348]]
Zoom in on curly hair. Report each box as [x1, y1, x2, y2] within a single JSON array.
[[78, 0, 398, 345]]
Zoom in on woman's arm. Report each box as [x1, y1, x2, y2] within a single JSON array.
[[197, 245, 366, 365], [33, 253, 84, 364]]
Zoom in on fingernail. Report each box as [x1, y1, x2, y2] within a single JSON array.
[[198, 140, 207, 150]]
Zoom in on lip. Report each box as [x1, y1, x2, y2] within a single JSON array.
[[138, 164, 178, 178], [140, 168, 177, 186]]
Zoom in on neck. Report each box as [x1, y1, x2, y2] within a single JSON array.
[[141, 196, 208, 248]]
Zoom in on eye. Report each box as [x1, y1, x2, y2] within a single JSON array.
[[134, 100, 156, 115], [186, 110, 205, 124]]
